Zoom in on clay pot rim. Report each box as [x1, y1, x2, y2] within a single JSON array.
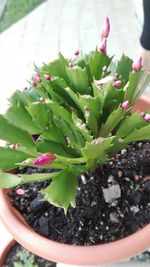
[[0, 239, 15, 266], [0, 93, 150, 265]]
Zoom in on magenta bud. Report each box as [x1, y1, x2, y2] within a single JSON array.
[[114, 80, 122, 88], [44, 74, 51, 81], [121, 100, 129, 110], [40, 97, 46, 102], [33, 152, 56, 166], [16, 188, 25, 196], [31, 81, 37, 87], [32, 72, 40, 79], [141, 112, 145, 118], [144, 113, 150, 122], [9, 144, 20, 150], [9, 144, 16, 150], [68, 62, 74, 68], [102, 65, 107, 73], [99, 39, 107, 54], [74, 50, 79, 56], [35, 76, 41, 82], [101, 17, 110, 39], [132, 56, 142, 72]]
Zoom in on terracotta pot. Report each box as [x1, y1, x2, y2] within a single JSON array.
[[0, 239, 15, 266], [0, 94, 150, 265]]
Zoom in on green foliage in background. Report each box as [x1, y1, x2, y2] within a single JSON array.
[[0, 0, 45, 33]]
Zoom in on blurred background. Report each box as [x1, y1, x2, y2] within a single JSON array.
[[0, 0, 144, 113]]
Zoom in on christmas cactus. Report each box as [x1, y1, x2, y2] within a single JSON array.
[[0, 18, 150, 212]]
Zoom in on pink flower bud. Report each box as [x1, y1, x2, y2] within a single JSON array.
[[101, 17, 110, 39], [9, 144, 20, 150], [33, 152, 56, 166], [114, 80, 122, 88], [144, 113, 150, 122], [102, 65, 107, 73], [35, 76, 41, 82], [16, 188, 25, 195], [68, 62, 74, 68], [99, 39, 107, 54], [31, 81, 37, 87], [132, 56, 142, 72], [141, 112, 145, 118], [44, 74, 51, 81], [74, 50, 79, 56], [32, 72, 40, 79], [40, 97, 46, 102], [121, 100, 129, 110]]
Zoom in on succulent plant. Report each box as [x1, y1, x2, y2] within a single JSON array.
[[0, 18, 150, 212]]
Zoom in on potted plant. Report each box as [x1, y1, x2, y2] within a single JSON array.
[[0, 239, 56, 267], [0, 18, 150, 265]]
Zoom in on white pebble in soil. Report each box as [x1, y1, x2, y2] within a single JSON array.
[[102, 184, 121, 203]]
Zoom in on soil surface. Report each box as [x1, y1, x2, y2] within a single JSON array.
[[3, 243, 56, 267], [10, 141, 150, 245]]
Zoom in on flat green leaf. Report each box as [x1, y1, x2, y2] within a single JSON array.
[[41, 124, 66, 145], [66, 66, 91, 95], [89, 48, 112, 80], [125, 124, 150, 143], [47, 100, 73, 125], [0, 115, 36, 156], [8, 90, 34, 106], [82, 137, 114, 165], [26, 102, 51, 130], [102, 83, 124, 121], [117, 113, 147, 138], [0, 172, 21, 188], [37, 140, 82, 157], [4, 103, 40, 135], [100, 106, 126, 137], [124, 71, 144, 105], [54, 118, 85, 148], [0, 147, 30, 171], [41, 167, 78, 213], [113, 54, 133, 85], [20, 172, 58, 184], [44, 53, 70, 84]]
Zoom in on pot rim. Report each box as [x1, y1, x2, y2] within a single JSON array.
[[0, 239, 15, 266], [0, 94, 150, 265]]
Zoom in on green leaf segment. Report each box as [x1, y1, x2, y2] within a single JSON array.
[[0, 48, 150, 212]]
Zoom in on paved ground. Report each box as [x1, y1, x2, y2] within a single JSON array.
[[0, 0, 145, 113]]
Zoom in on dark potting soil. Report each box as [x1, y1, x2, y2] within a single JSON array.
[[3, 243, 56, 267], [10, 141, 150, 245]]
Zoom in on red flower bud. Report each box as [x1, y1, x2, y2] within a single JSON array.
[[132, 56, 142, 72], [44, 74, 52, 81], [121, 100, 129, 110], [101, 17, 110, 39], [33, 152, 56, 166], [68, 62, 74, 68], [31, 81, 37, 87], [74, 50, 79, 56], [40, 97, 46, 102], [99, 39, 107, 54], [114, 80, 122, 88]]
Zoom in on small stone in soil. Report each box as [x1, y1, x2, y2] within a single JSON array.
[[102, 184, 121, 203]]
